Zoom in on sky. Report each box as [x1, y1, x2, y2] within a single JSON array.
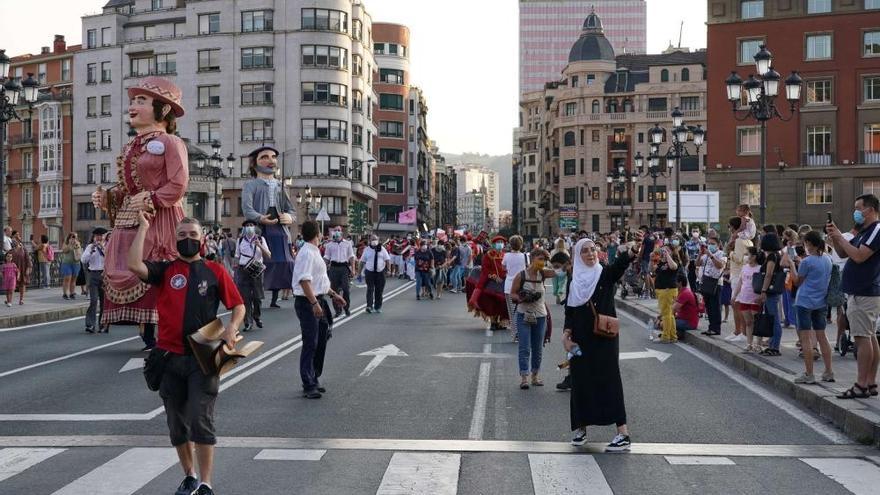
[[0, 0, 707, 156]]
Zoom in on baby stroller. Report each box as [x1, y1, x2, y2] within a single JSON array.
[[619, 263, 644, 299]]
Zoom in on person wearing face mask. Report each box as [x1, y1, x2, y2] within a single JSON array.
[[654, 239, 682, 343], [413, 240, 435, 300], [431, 240, 449, 299], [128, 211, 245, 495], [468, 235, 510, 330], [323, 227, 356, 317], [235, 220, 271, 332], [698, 236, 727, 337], [359, 235, 391, 313], [241, 146, 296, 309], [510, 248, 555, 389]]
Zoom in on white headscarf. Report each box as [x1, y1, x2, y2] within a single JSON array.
[[567, 238, 603, 307]]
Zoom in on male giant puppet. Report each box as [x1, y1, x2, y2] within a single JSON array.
[[91, 77, 187, 340]]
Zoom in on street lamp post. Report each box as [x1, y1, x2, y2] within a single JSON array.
[[606, 163, 637, 231], [648, 108, 705, 231], [296, 185, 321, 225], [195, 139, 235, 232], [634, 147, 672, 228], [0, 51, 39, 250], [724, 44, 802, 226]]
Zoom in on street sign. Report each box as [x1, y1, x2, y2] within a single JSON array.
[[358, 344, 408, 377], [315, 208, 331, 222], [559, 207, 578, 230], [668, 191, 719, 223]]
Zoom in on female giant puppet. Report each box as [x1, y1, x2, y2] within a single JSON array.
[[241, 146, 296, 307], [91, 77, 188, 338], [467, 235, 510, 330]]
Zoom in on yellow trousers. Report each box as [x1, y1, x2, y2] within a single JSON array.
[[656, 288, 679, 342]]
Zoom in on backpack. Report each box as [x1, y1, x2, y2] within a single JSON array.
[[45, 244, 55, 262]]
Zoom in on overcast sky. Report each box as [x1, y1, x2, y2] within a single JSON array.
[[0, 0, 707, 156]]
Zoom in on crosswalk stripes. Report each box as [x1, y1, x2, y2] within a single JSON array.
[[801, 458, 880, 495], [528, 454, 613, 495], [51, 447, 178, 495], [664, 456, 736, 465], [376, 452, 461, 495], [254, 449, 326, 461], [0, 448, 66, 482]]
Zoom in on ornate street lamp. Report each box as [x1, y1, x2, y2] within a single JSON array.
[[606, 163, 637, 231]]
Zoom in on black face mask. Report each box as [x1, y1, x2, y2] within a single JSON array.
[[177, 238, 201, 258]]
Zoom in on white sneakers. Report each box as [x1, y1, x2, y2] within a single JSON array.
[[724, 333, 747, 343]]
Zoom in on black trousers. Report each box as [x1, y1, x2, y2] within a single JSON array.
[[687, 260, 698, 293], [328, 265, 351, 313], [365, 270, 386, 310], [294, 296, 331, 392], [704, 287, 722, 332]]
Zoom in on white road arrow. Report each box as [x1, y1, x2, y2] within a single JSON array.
[[433, 352, 513, 359], [619, 348, 672, 362], [358, 344, 408, 377], [118, 358, 144, 373]]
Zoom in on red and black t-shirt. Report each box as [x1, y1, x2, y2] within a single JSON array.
[[144, 259, 244, 355]]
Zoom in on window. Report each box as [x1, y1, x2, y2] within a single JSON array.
[[87, 29, 97, 49], [353, 54, 362, 75], [241, 10, 273, 32], [241, 83, 273, 105], [681, 68, 690, 81], [22, 188, 33, 210], [563, 188, 577, 204], [680, 96, 700, 110], [101, 27, 111, 46], [101, 62, 111, 82], [353, 125, 363, 146], [379, 121, 405, 138], [301, 119, 347, 142], [379, 205, 403, 222], [571, 75, 579, 87], [865, 77, 880, 101], [301, 45, 348, 69], [151, 0, 163, 9], [319, 196, 345, 215], [199, 13, 220, 35], [869, 0, 880, 9], [739, 39, 764, 65], [22, 152, 32, 177], [737, 127, 761, 155], [806, 125, 832, 165], [866, 31, 880, 56], [591, 187, 600, 200], [592, 158, 600, 172], [807, 0, 831, 14], [378, 175, 404, 193], [99, 130, 111, 150], [86, 164, 96, 184], [301, 8, 348, 33], [198, 121, 220, 143], [564, 131, 575, 146], [352, 90, 363, 111], [100, 162, 110, 183], [86, 97, 96, 117], [130, 56, 153, 77], [61, 59, 71, 81], [864, 124, 880, 163], [806, 34, 832, 60], [592, 100, 600, 114], [101, 95, 111, 115], [563, 102, 577, 116], [155, 53, 176, 75], [660, 69, 669, 82], [648, 185, 668, 202], [174, 22, 185, 37], [241, 47, 273, 69], [379, 148, 404, 164], [86, 63, 96, 84], [198, 49, 221, 72], [648, 97, 667, 111], [380, 68, 404, 84], [142, 25, 156, 40], [198, 85, 220, 107], [86, 131, 96, 151], [353, 19, 363, 40], [864, 180, 880, 196], [241, 119, 273, 141], [301, 155, 348, 176], [806, 79, 832, 104], [374, 43, 385, 55], [40, 184, 60, 210], [739, 184, 761, 206], [78, 203, 96, 221], [741, 0, 764, 19], [563, 159, 576, 176], [805, 181, 833, 204], [301, 82, 347, 106], [592, 130, 600, 142], [379, 93, 404, 110]]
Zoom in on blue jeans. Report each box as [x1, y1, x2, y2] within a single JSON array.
[[415, 271, 433, 298], [516, 312, 546, 375], [451, 266, 464, 291], [765, 293, 783, 350], [782, 289, 796, 327]]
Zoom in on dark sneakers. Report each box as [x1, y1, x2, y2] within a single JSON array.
[[556, 375, 572, 391], [191, 484, 215, 495], [570, 428, 587, 446], [605, 434, 631, 452], [174, 476, 199, 495], [303, 390, 322, 399], [254, 318, 263, 329]]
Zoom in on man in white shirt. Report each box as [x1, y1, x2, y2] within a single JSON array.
[[235, 220, 271, 332], [359, 234, 391, 313], [80, 227, 108, 333], [1, 226, 12, 255], [293, 221, 346, 399], [323, 227, 356, 317]]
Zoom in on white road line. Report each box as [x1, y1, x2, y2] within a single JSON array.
[[0, 448, 66, 482], [254, 449, 326, 461], [665, 456, 736, 465], [801, 458, 880, 495], [468, 362, 492, 440], [528, 454, 613, 495], [0, 316, 85, 333], [376, 452, 461, 495], [0, 337, 139, 379], [617, 309, 852, 445], [51, 447, 178, 495]]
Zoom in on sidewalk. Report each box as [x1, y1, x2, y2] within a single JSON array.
[[616, 295, 880, 447], [0, 287, 89, 328]]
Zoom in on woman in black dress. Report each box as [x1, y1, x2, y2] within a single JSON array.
[[563, 237, 637, 451]]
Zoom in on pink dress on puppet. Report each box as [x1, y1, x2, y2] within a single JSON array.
[[101, 131, 188, 325]]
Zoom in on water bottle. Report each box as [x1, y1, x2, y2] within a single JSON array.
[[567, 345, 582, 361]]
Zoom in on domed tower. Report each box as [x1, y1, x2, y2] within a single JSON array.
[[564, 8, 617, 81]]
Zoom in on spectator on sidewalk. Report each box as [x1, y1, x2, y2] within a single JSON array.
[[2, 251, 19, 307], [699, 236, 728, 338], [654, 242, 681, 343], [828, 193, 880, 399], [786, 230, 834, 384], [1, 226, 12, 256], [726, 217, 754, 346], [829, 226, 857, 347], [733, 247, 762, 352], [60, 233, 83, 300], [756, 232, 784, 356], [9, 231, 30, 306], [81, 228, 108, 334], [33, 235, 52, 289], [672, 274, 699, 340], [220, 230, 237, 276]]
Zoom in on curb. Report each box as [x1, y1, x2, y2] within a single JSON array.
[[0, 305, 88, 329], [616, 297, 880, 448]]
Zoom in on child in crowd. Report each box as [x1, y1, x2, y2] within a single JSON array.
[[735, 204, 757, 240], [2, 252, 19, 307]]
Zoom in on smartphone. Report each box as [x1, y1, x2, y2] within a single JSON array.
[[826, 211, 833, 224]]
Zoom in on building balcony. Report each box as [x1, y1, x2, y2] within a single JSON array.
[[860, 150, 880, 164], [610, 141, 629, 152], [554, 109, 705, 128], [8, 135, 36, 148], [802, 153, 834, 167], [5, 169, 34, 182]]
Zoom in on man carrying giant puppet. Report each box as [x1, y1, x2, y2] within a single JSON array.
[[91, 77, 188, 345]]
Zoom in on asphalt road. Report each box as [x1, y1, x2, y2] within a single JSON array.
[[1, 276, 878, 494]]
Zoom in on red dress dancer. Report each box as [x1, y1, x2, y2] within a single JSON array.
[[92, 77, 187, 332], [467, 235, 510, 329]]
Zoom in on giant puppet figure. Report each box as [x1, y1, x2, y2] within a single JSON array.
[[91, 77, 188, 330], [240, 146, 296, 307], [466, 235, 510, 330]]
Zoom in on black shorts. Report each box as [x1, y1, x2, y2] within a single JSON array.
[[159, 354, 220, 446]]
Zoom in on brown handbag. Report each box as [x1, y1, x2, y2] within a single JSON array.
[[591, 301, 620, 339]]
